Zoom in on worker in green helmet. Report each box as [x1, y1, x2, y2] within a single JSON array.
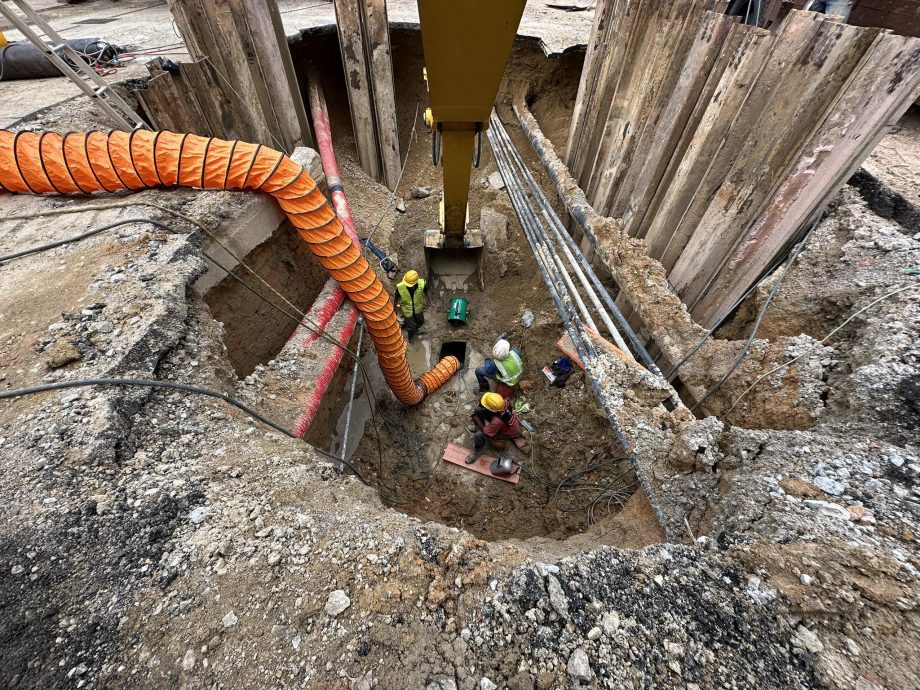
[[394, 269, 427, 341]]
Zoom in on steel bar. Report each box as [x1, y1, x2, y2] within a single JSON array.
[[487, 124, 672, 537], [340, 317, 365, 460]]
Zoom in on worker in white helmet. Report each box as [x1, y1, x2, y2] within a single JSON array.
[[475, 337, 524, 396]]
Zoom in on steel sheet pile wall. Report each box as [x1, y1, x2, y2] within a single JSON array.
[[566, 1, 920, 327], [139, 0, 310, 153]]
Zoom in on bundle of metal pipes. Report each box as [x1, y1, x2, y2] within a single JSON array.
[[486, 114, 676, 533], [487, 113, 673, 389]]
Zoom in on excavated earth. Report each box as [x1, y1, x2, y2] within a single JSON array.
[[1, 14, 920, 690]]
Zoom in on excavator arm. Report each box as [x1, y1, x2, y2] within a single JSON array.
[[418, 0, 526, 287]]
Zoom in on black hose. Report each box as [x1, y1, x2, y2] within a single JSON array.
[[0, 215, 383, 484], [0, 218, 174, 264], [0, 378, 369, 484]]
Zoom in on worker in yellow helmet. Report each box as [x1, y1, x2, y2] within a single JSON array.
[[394, 270, 427, 341], [467, 392, 526, 462]]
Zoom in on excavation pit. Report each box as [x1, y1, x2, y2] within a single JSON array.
[[166, 26, 652, 544], [438, 340, 468, 368], [203, 220, 327, 378]]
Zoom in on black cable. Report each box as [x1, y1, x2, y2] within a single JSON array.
[[0, 378, 369, 485], [0, 214, 397, 448], [664, 251, 793, 379], [0, 218, 173, 264], [0, 215, 385, 486], [199, 250, 396, 480], [691, 214, 822, 411]]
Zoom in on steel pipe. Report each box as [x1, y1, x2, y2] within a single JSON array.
[[340, 317, 365, 460], [486, 121, 671, 537], [489, 113, 629, 352], [511, 102, 665, 378]]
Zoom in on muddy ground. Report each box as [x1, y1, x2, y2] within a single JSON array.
[[0, 13, 919, 690]]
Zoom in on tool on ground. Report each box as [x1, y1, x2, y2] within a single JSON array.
[[417, 0, 525, 289], [543, 357, 574, 388], [0, 0, 147, 129], [442, 443, 520, 484], [447, 297, 470, 325], [490, 456, 516, 477], [520, 309, 534, 349]]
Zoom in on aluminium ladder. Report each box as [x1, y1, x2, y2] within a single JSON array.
[[0, 0, 148, 130]]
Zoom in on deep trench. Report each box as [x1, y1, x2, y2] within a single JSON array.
[[202, 27, 658, 545]]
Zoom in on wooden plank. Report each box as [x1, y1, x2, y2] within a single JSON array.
[[580, 0, 656, 200], [266, 0, 312, 148], [188, 60, 245, 139], [632, 17, 745, 241], [225, 0, 288, 149], [333, 0, 382, 181], [442, 443, 521, 484], [140, 60, 212, 135], [570, 0, 640, 183], [205, 0, 277, 146], [656, 14, 808, 275], [849, 0, 920, 36], [621, 12, 739, 238], [565, 0, 619, 166], [238, 0, 308, 151], [691, 31, 920, 325], [602, 0, 715, 221], [168, 0, 303, 149], [641, 25, 772, 266], [362, 0, 401, 190], [671, 14, 880, 311], [588, 1, 683, 213]]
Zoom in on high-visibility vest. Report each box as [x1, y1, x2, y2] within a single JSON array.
[[494, 350, 523, 386], [396, 279, 425, 317]]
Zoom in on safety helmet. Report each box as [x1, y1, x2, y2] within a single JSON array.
[[492, 339, 510, 360], [403, 270, 419, 286], [481, 392, 506, 413]]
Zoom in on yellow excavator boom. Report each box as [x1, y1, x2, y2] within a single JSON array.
[[418, 0, 525, 278]]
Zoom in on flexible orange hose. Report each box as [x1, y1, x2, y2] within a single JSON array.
[[0, 130, 459, 404]]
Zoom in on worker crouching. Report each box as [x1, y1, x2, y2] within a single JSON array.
[[467, 392, 527, 462], [395, 270, 426, 341], [475, 338, 523, 397]]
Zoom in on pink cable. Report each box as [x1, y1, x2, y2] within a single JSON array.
[[293, 72, 367, 436], [292, 302, 360, 438]]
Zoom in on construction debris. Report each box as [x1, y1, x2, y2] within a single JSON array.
[[1, 3, 919, 690]]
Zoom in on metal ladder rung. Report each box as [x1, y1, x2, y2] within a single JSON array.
[[0, 0, 149, 132]]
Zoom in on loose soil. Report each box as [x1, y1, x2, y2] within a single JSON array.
[[205, 221, 328, 377], [290, 30, 639, 542]]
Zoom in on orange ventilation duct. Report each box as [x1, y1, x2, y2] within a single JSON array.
[[0, 130, 458, 405]]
